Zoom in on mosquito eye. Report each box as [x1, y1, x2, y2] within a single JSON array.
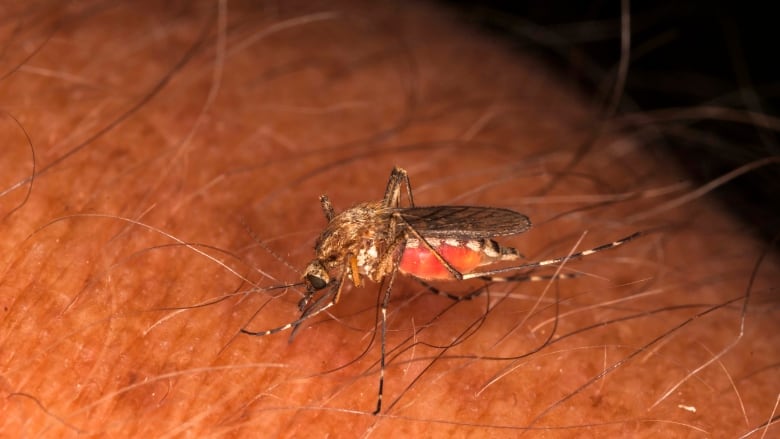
[[306, 273, 327, 290], [304, 260, 329, 290]]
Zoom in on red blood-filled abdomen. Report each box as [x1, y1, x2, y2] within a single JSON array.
[[398, 243, 482, 280]]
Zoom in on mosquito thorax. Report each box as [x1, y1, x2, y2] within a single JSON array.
[[313, 201, 394, 282]]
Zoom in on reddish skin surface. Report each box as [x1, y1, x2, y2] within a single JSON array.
[[1, 1, 778, 437]]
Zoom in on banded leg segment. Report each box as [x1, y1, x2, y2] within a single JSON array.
[[241, 271, 348, 339], [461, 232, 642, 280], [383, 166, 415, 209], [419, 272, 580, 302]]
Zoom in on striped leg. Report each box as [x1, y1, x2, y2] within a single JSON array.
[[419, 272, 580, 302], [461, 232, 642, 280], [240, 272, 347, 340], [373, 267, 399, 414]]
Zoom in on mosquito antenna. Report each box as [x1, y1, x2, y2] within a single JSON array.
[[238, 215, 301, 277]]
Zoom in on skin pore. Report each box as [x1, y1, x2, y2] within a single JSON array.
[[1, 1, 778, 437]]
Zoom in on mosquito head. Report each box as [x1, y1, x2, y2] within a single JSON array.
[[303, 259, 329, 291]]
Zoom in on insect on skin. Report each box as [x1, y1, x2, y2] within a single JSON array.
[[241, 166, 641, 414]]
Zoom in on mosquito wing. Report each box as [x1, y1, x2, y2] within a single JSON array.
[[398, 206, 531, 239]]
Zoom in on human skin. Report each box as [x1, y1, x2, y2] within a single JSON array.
[[1, 1, 778, 437]]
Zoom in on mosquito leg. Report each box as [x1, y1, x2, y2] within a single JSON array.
[[398, 167, 415, 207], [417, 273, 580, 302], [319, 195, 335, 221], [289, 289, 335, 341], [241, 273, 347, 341], [415, 279, 485, 301], [461, 232, 642, 280], [382, 167, 402, 208], [382, 166, 415, 208], [374, 265, 399, 414], [480, 272, 580, 283], [239, 294, 336, 338]]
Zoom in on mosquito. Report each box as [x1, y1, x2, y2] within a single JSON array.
[[241, 166, 641, 414]]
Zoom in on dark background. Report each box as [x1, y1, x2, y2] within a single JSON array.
[[441, 0, 779, 243]]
